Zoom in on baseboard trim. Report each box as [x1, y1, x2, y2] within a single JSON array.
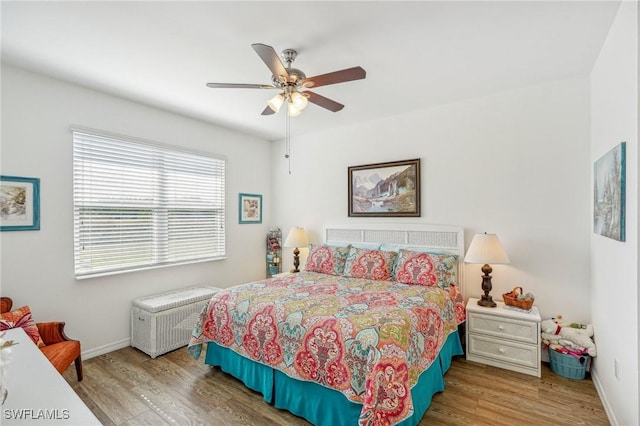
[[82, 338, 131, 360], [591, 366, 617, 426]]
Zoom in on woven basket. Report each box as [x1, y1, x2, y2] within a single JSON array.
[[502, 286, 534, 310], [549, 349, 590, 380]]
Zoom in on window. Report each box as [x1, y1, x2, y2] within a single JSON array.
[[72, 129, 225, 278]]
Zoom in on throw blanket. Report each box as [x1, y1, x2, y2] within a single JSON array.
[[188, 272, 465, 426]]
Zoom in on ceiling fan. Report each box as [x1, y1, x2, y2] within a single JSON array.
[[206, 43, 366, 117]]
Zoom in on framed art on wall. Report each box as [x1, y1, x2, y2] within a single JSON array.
[[348, 158, 420, 217], [0, 175, 40, 231], [239, 193, 262, 224], [593, 142, 626, 242]]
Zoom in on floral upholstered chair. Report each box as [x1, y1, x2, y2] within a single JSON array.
[[0, 297, 83, 381]]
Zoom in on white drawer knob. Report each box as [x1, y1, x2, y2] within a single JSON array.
[[498, 348, 505, 354], [498, 325, 504, 331]]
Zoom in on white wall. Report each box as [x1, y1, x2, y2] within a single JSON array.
[[590, 2, 639, 425], [273, 77, 592, 324], [0, 65, 272, 357]]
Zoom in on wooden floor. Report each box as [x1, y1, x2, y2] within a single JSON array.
[[63, 346, 610, 425]]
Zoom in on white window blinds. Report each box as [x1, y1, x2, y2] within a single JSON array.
[[72, 129, 225, 278]]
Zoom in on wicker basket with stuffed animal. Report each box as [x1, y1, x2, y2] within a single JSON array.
[[502, 287, 535, 310]]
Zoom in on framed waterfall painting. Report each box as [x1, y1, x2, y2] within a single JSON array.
[[0, 175, 40, 231], [593, 142, 625, 241], [348, 158, 420, 217]]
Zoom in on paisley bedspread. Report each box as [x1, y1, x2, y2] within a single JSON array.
[[188, 271, 465, 426]]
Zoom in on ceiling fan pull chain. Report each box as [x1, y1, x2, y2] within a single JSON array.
[[285, 108, 291, 174]]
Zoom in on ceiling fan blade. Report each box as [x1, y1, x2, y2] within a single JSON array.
[[206, 82, 275, 89], [304, 91, 344, 112], [251, 43, 289, 79], [261, 105, 276, 116], [302, 66, 366, 88]]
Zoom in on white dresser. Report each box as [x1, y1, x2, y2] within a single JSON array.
[[1, 328, 100, 425], [466, 297, 541, 377]]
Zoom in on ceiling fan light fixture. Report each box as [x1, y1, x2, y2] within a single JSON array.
[[288, 102, 302, 117], [267, 93, 285, 113], [290, 91, 309, 110]]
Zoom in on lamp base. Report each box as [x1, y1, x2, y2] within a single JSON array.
[[477, 264, 497, 307], [292, 247, 301, 273], [477, 294, 497, 308]]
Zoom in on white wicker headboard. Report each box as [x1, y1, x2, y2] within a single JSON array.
[[324, 223, 465, 295]]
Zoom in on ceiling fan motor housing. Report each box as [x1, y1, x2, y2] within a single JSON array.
[[270, 49, 306, 88], [272, 68, 306, 87]]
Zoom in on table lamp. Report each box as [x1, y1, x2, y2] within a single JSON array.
[[464, 232, 510, 307], [284, 226, 309, 273]]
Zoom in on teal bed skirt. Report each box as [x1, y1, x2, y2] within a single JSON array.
[[204, 330, 463, 425]]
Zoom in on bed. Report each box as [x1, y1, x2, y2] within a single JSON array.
[[188, 224, 466, 426]]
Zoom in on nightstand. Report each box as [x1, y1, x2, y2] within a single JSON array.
[[466, 297, 541, 377]]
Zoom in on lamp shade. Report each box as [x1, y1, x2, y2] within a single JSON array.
[[290, 91, 309, 110], [267, 93, 285, 113], [287, 102, 302, 117], [464, 233, 510, 264], [284, 226, 309, 248]]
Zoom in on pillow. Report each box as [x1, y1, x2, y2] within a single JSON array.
[[343, 247, 397, 281], [305, 244, 350, 275], [0, 305, 45, 347], [393, 249, 458, 288]]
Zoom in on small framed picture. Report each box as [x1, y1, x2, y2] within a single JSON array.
[[1, 175, 40, 231], [239, 193, 262, 224]]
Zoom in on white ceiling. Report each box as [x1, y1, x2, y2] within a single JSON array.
[[1, 1, 621, 141]]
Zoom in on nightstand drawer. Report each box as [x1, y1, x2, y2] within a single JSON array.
[[467, 334, 539, 369], [468, 312, 539, 344]]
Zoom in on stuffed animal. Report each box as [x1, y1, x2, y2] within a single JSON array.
[[552, 315, 594, 335], [541, 319, 596, 356]]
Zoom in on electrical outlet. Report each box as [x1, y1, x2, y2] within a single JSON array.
[[614, 358, 620, 380]]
